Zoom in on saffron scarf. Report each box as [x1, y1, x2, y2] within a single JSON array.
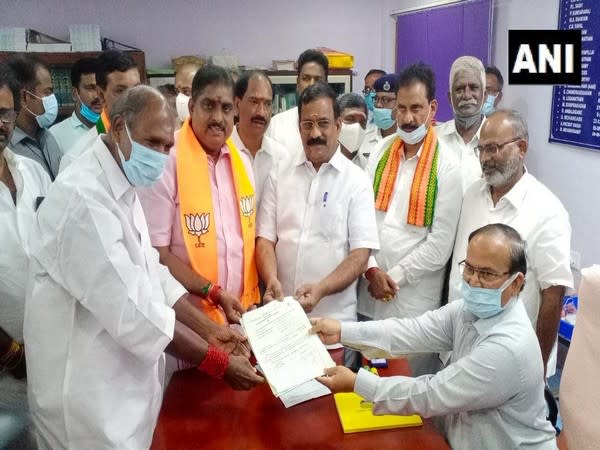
[[95, 109, 110, 134], [177, 119, 259, 324], [373, 127, 439, 227]]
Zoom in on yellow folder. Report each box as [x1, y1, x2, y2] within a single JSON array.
[[334, 392, 423, 433]]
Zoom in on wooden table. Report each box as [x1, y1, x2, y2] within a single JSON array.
[[151, 350, 449, 449]]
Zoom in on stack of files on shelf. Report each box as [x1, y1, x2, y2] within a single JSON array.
[[334, 392, 423, 433], [50, 68, 74, 109], [70, 25, 101, 52], [27, 29, 71, 52], [0, 27, 27, 51], [240, 297, 335, 407]]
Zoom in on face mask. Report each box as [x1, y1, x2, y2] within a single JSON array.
[[79, 101, 101, 124], [452, 94, 483, 130], [26, 92, 58, 128], [462, 272, 519, 319], [117, 124, 168, 187], [396, 105, 431, 145], [373, 107, 395, 130], [176, 92, 190, 122], [364, 92, 376, 112], [481, 94, 498, 116], [338, 122, 366, 152]]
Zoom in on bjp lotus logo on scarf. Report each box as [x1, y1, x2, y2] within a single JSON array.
[[240, 195, 255, 228], [185, 213, 210, 247]]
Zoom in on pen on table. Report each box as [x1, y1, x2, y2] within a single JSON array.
[[322, 191, 328, 207]]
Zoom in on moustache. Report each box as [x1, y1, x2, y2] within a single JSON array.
[[307, 137, 327, 146], [250, 116, 267, 125], [400, 124, 417, 132], [91, 98, 103, 106], [458, 99, 478, 108], [208, 122, 225, 132]]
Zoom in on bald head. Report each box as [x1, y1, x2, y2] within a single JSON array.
[[175, 63, 201, 97]]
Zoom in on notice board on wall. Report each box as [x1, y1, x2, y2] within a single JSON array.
[[550, 0, 599, 151]]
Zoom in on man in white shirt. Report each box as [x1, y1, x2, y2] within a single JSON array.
[[312, 224, 558, 450], [362, 69, 385, 129], [336, 93, 369, 169], [358, 63, 462, 376], [58, 50, 141, 172], [231, 70, 287, 204], [448, 109, 572, 377], [50, 57, 103, 155], [436, 56, 487, 192], [256, 81, 379, 333], [24, 86, 264, 450], [0, 62, 51, 450], [265, 49, 329, 156], [483, 65, 504, 116]]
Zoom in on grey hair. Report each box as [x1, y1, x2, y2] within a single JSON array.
[[108, 85, 168, 129], [492, 109, 529, 142], [449, 56, 485, 91], [337, 93, 367, 116]]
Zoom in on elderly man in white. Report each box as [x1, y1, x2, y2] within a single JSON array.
[[312, 224, 558, 450], [436, 55, 487, 192], [256, 81, 379, 366], [448, 109, 572, 378]]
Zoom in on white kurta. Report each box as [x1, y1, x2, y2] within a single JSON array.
[[24, 136, 186, 450], [264, 106, 303, 157], [230, 125, 288, 206], [358, 134, 463, 320], [49, 112, 90, 157], [0, 148, 50, 410], [448, 174, 573, 375], [257, 149, 379, 323], [57, 125, 98, 173], [436, 118, 485, 193], [343, 299, 558, 450]]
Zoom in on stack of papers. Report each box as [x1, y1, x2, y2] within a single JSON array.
[[241, 297, 335, 407], [0, 27, 27, 51], [334, 392, 423, 433]]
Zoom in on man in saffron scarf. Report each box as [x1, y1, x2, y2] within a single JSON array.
[[138, 65, 259, 328], [359, 63, 462, 376]]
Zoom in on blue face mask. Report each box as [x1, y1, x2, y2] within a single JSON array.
[[26, 92, 58, 129], [117, 124, 168, 187], [396, 105, 431, 145], [364, 91, 376, 112], [373, 107, 395, 130], [462, 272, 519, 319], [79, 101, 101, 124], [481, 94, 498, 116]]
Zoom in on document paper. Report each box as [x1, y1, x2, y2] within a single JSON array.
[[241, 297, 335, 396]]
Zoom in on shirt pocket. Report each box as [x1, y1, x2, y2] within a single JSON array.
[[314, 201, 346, 243]]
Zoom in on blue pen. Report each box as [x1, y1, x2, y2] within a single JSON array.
[[322, 191, 328, 207]]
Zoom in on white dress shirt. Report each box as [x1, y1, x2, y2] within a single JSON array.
[[436, 118, 485, 193], [230, 125, 288, 205], [358, 126, 384, 160], [343, 299, 558, 450], [24, 136, 186, 450], [257, 149, 379, 323], [0, 148, 50, 410], [58, 126, 98, 173], [358, 134, 462, 320], [448, 173, 572, 376], [264, 106, 303, 156], [49, 112, 91, 156]]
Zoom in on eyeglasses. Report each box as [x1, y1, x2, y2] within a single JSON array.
[[374, 96, 397, 107], [299, 120, 332, 132], [458, 260, 510, 283], [475, 137, 522, 157], [0, 109, 17, 125]]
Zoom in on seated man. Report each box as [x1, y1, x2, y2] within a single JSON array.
[[24, 86, 263, 450], [138, 65, 259, 325], [312, 224, 558, 449], [256, 82, 379, 365]]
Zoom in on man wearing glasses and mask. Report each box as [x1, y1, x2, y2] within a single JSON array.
[[448, 109, 572, 379]]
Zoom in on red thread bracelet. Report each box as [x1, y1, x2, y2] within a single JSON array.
[[208, 284, 223, 305], [365, 267, 380, 281], [198, 345, 229, 379]]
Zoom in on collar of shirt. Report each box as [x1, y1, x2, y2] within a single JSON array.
[[69, 111, 88, 130], [482, 171, 533, 210], [11, 126, 45, 146], [293, 146, 346, 173], [93, 136, 133, 202], [437, 116, 487, 144], [230, 125, 269, 160]]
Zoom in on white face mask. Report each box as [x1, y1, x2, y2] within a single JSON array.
[[176, 92, 190, 122], [338, 122, 366, 152], [396, 105, 431, 145]]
